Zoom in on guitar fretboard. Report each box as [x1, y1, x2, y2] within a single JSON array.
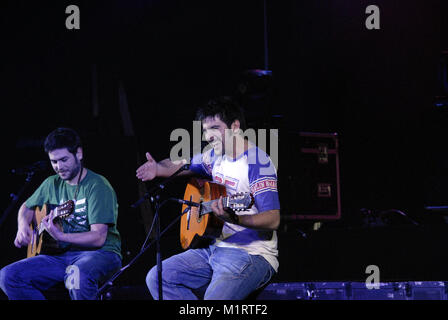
[[199, 197, 229, 216]]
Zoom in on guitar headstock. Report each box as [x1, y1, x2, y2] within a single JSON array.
[[227, 192, 255, 212], [55, 200, 75, 218]]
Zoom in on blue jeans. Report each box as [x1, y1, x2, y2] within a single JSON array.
[[0, 250, 121, 300], [146, 245, 275, 300]]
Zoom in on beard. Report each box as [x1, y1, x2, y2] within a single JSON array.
[[60, 160, 82, 182]]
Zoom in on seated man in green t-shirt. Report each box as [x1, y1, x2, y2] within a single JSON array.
[[0, 127, 122, 300]]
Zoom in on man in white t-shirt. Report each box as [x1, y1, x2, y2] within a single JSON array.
[[136, 96, 280, 300]]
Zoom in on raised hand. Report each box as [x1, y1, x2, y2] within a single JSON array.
[[136, 152, 158, 181]]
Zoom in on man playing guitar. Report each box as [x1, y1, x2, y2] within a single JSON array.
[[137, 96, 280, 300], [0, 128, 122, 300]]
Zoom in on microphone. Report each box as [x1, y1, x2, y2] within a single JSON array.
[[174, 163, 190, 173], [180, 163, 190, 171], [11, 160, 48, 175], [168, 198, 201, 207]]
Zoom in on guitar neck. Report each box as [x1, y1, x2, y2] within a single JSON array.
[[199, 197, 230, 216]]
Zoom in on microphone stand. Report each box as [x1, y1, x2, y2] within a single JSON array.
[[0, 169, 37, 230], [98, 164, 190, 300]]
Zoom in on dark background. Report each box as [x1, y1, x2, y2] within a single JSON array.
[[1, 0, 448, 297]]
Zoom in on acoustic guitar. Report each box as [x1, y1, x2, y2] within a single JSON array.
[[27, 200, 75, 258], [180, 178, 254, 249]]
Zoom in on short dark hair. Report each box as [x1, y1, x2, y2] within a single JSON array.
[[195, 96, 247, 131], [44, 127, 82, 155]]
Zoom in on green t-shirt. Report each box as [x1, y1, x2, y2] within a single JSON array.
[[26, 169, 122, 259]]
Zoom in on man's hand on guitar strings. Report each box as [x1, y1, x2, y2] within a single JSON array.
[[14, 226, 32, 248]]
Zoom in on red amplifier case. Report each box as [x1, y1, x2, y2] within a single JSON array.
[[283, 132, 341, 220]]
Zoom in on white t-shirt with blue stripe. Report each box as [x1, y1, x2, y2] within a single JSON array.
[[190, 146, 280, 271]]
